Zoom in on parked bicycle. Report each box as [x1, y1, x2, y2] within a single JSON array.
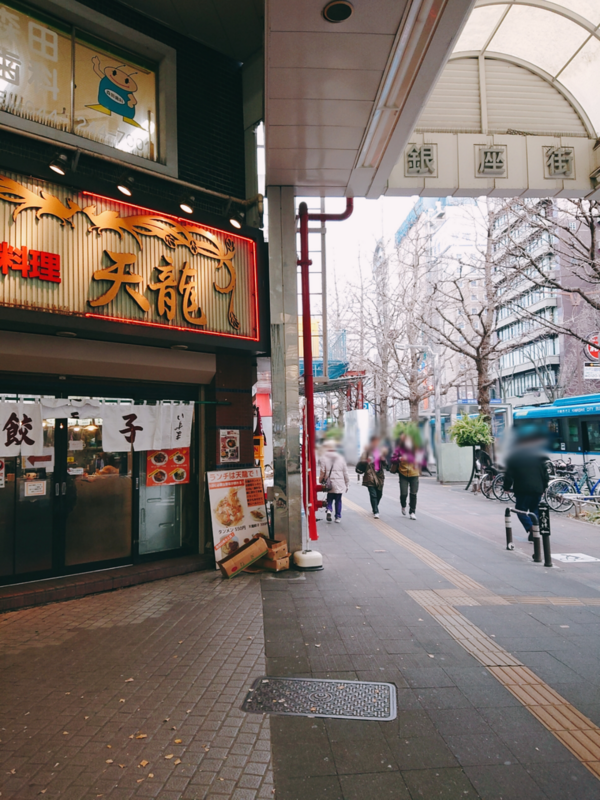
[[474, 449, 514, 502], [546, 456, 600, 512]]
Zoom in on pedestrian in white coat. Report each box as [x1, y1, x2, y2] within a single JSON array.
[[319, 440, 350, 523]]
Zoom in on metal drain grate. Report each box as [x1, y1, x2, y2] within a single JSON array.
[[242, 677, 397, 721]]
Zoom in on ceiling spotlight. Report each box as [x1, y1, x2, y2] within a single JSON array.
[[171, 344, 188, 350], [179, 194, 195, 214], [49, 153, 69, 176], [229, 209, 244, 229], [117, 175, 135, 197], [56, 330, 77, 338], [323, 0, 353, 22]]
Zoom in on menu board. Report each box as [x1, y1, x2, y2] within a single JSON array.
[[146, 447, 190, 486], [207, 467, 268, 561], [219, 429, 240, 463]]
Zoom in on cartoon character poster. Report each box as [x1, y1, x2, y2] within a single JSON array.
[[73, 41, 157, 161]]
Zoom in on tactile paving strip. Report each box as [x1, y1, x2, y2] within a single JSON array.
[[242, 677, 397, 721], [343, 500, 600, 782]]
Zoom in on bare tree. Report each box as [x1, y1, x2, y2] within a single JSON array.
[[342, 235, 446, 431], [498, 199, 600, 348], [391, 220, 454, 421], [422, 199, 519, 423], [343, 241, 405, 436]]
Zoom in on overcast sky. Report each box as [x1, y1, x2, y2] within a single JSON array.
[[317, 196, 416, 294]]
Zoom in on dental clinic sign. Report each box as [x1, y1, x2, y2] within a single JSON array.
[[0, 172, 259, 340]]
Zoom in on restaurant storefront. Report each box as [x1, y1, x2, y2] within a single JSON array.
[[0, 172, 267, 586], [0, 0, 266, 593]]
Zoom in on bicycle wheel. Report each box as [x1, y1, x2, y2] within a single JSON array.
[[480, 473, 495, 499], [492, 474, 514, 502], [546, 479, 575, 512]]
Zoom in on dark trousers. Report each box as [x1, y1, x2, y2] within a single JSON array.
[[514, 493, 542, 532], [326, 493, 343, 519], [367, 486, 383, 514], [400, 475, 419, 514]]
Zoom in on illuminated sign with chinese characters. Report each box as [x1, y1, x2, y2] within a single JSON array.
[[0, 2, 158, 161], [0, 173, 259, 340]]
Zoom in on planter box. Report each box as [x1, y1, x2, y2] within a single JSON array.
[[437, 443, 473, 484]]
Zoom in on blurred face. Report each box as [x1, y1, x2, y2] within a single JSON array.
[[370, 437, 380, 449]]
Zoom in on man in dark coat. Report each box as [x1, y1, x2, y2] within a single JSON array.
[[503, 427, 549, 540]]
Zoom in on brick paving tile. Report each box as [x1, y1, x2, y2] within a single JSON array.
[[0, 572, 273, 800]]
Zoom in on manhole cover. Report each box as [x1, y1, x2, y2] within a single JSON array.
[[242, 677, 397, 721]]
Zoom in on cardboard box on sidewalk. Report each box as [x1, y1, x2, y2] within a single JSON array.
[[255, 554, 290, 572], [218, 536, 268, 578], [257, 535, 288, 560]]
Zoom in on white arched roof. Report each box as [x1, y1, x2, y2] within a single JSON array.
[[451, 0, 600, 138]]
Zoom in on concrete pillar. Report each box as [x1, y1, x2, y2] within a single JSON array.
[[267, 186, 302, 553]]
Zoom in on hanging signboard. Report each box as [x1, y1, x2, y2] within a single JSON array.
[[0, 402, 43, 457], [0, 172, 259, 340], [207, 468, 268, 560], [219, 429, 240, 464], [0, 400, 192, 453], [146, 447, 190, 486]]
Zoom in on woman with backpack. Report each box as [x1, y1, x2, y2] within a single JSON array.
[[357, 435, 386, 518], [319, 440, 350, 523]]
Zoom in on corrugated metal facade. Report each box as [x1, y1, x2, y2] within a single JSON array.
[[0, 172, 258, 340], [416, 59, 481, 132], [485, 59, 587, 137], [416, 57, 588, 137]]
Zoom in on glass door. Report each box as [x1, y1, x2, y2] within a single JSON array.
[[62, 417, 133, 567]]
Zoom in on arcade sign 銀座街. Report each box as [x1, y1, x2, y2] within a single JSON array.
[[0, 173, 259, 340]]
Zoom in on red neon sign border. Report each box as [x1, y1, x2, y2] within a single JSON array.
[[81, 191, 257, 247], [80, 194, 260, 342]]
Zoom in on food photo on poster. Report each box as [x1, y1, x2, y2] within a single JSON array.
[[146, 447, 190, 486], [207, 468, 268, 561], [219, 429, 240, 464]]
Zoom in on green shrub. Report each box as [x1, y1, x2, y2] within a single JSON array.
[[449, 414, 493, 448]]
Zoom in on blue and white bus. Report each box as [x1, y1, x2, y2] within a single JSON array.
[[513, 394, 600, 457]]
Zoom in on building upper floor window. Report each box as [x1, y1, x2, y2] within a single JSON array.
[[0, 1, 168, 167]]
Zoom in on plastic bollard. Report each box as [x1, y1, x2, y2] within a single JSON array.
[[531, 521, 542, 563], [504, 507, 514, 550], [538, 501, 553, 568]]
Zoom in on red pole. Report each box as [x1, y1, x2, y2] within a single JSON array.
[[298, 198, 353, 544]]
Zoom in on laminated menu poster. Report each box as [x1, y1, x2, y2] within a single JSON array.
[[146, 447, 190, 486], [219, 429, 240, 463], [207, 468, 268, 561]]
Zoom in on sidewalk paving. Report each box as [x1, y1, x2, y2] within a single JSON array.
[[0, 572, 273, 800], [3, 478, 600, 799]]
